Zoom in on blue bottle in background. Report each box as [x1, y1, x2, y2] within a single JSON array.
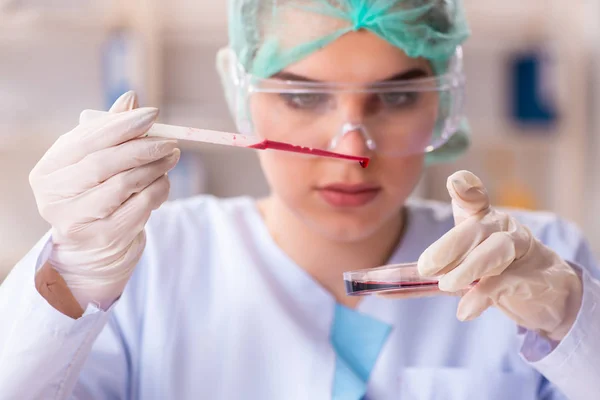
[[102, 28, 143, 109]]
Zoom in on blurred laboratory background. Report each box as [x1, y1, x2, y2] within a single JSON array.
[[1, 0, 599, 280]]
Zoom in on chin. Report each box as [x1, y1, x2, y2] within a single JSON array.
[[294, 203, 401, 243]]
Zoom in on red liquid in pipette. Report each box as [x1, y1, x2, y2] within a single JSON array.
[[249, 140, 370, 168]]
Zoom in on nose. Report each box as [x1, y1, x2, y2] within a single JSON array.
[[329, 122, 377, 156], [327, 94, 378, 155]]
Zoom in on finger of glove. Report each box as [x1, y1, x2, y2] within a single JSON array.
[[438, 231, 516, 292], [39, 107, 159, 173], [61, 174, 172, 250], [455, 273, 528, 323], [376, 287, 469, 300], [58, 232, 147, 310], [77, 91, 137, 126], [108, 90, 139, 114], [447, 170, 491, 225], [456, 287, 493, 321], [95, 173, 172, 247], [64, 149, 180, 222], [30, 91, 139, 184], [47, 137, 178, 195], [42, 149, 178, 235], [50, 229, 146, 278], [418, 215, 497, 278]]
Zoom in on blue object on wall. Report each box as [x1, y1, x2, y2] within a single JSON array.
[[509, 48, 559, 129], [168, 151, 207, 200], [101, 28, 140, 109]]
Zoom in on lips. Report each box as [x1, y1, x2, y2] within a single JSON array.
[[317, 183, 381, 208]]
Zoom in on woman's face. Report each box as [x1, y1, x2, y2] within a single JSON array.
[[251, 31, 434, 242]]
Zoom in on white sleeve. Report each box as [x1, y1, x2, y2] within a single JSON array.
[[522, 269, 600, 400], [0, 233, 128, 400], [517, 221, 600, 400]]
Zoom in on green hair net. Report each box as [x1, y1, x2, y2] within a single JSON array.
[[224, 0, 472, 164]]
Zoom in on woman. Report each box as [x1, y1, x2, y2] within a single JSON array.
[[1, 1, 599, 399]]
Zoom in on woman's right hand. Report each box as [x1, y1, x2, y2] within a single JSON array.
[[29, 91, 180, 312]]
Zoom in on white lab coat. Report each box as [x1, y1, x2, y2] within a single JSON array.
[[0, 196, 599, 399]]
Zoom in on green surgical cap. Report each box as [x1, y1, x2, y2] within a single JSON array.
[[225, 0, 472, 164]]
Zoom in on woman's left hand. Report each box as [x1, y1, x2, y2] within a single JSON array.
[[416, 170, 581, 341]]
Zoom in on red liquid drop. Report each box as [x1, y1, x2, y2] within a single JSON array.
[[249, 140, 370, 168]]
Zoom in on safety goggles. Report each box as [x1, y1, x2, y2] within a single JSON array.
[[218, 46, 465, 158]]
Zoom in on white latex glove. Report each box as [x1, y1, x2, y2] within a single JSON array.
[[418, 170, 583, 341], [29, 91, 180, 310]]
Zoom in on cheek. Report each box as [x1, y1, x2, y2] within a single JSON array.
[[250, 95, 288, 140], [251, 98, 312, 199], [258, 152, 312, 198], [378, 155, 425, 199], [249, 95, 270, 138]]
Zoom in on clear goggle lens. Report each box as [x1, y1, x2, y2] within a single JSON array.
[[220, 47, 465, 158]]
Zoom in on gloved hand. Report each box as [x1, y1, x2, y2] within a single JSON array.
[[418, 170, 583, 341], [29, 91, 180, 310]]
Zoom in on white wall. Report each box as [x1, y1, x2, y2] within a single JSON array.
[[0, 29, 108, 276]]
